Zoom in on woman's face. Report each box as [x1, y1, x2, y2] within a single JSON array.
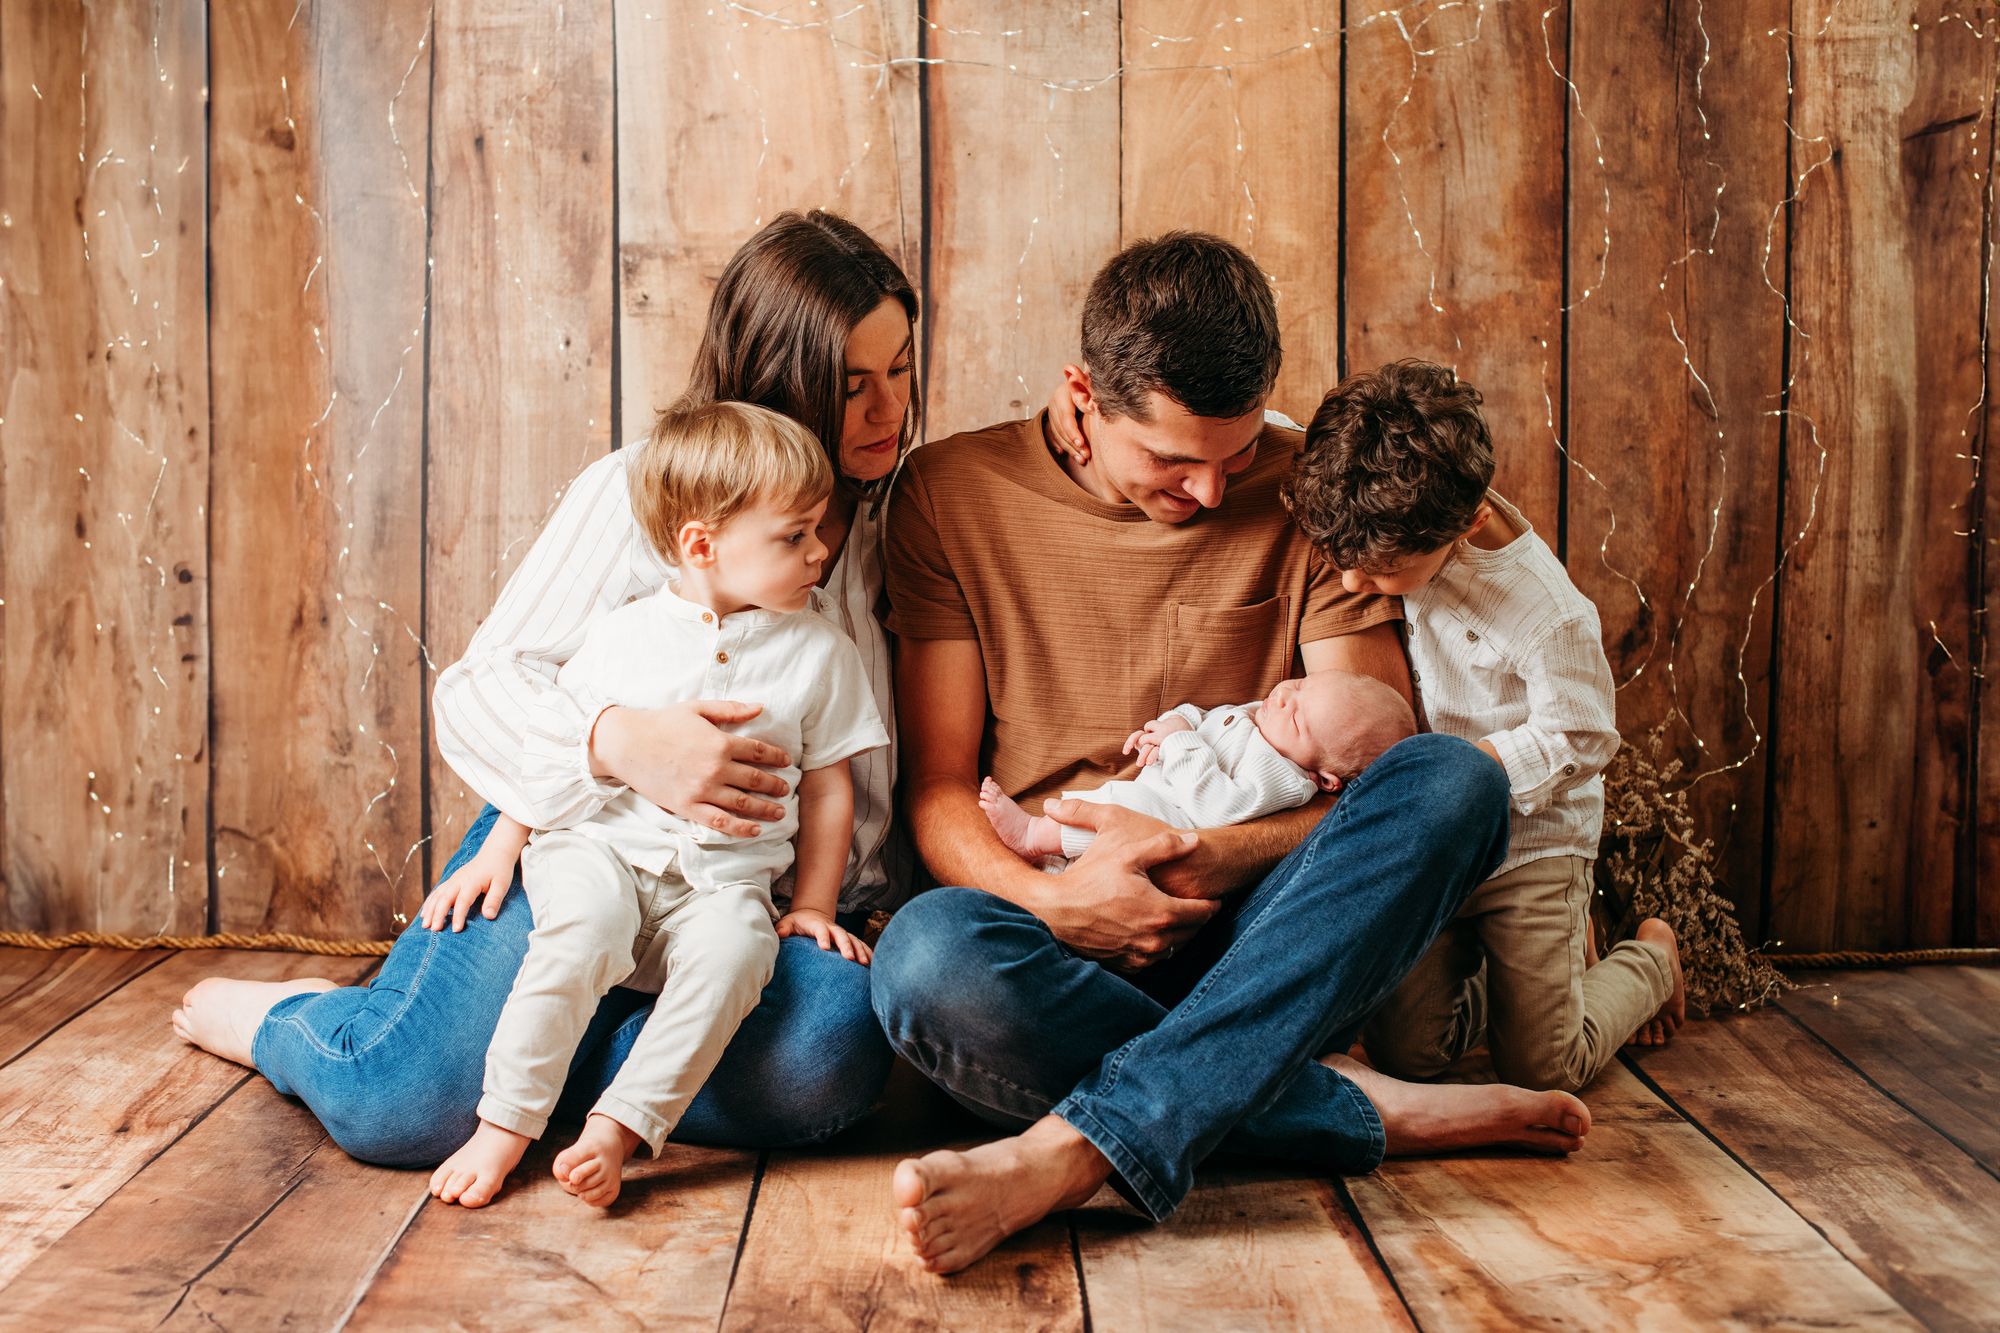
[[838, 297, 915, 483]]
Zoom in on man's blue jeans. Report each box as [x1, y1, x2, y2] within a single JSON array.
[[869, 733, 1509, 1222], [252, 803, 893, 1166]]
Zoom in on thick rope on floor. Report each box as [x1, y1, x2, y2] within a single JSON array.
[[1772, 947, 2000, 969], [0, 929, 394, 956]]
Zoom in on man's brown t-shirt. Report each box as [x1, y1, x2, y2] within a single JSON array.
[[885, 412, 1399, 812]]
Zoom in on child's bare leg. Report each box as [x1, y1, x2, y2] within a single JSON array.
[[1625, 919, 1686, 1048], [553, 1113, 644, 1207], [431, 1120, 531, 1208], [172, 976, 339, 1068], [979, 778, 1063, 859]]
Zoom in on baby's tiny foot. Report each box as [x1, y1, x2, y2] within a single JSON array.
[[553, 1113, 643, 1208], [980, 778, 1062, 859], [430, 1120, 531, 1208]]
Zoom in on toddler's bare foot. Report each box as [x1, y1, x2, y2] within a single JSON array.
[[893, 1115, 1110, 1274], [979, 777, 1062, 859], [1626, 918, 1687, 1047], [553, 1112, 643, 1208], [171, 975, 338, 1068], [1321, 1052, 1591, 1156], [431, 1120, 531, 1208]]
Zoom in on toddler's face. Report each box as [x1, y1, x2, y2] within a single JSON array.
[[707, 494, 831, 614], [1334, 542, 1454, 597]]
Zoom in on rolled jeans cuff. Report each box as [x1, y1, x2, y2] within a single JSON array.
[[1332, 1070, 1388, 1173], [1050, 1097, 1178, 1223], [476, 1093, 550, 1142]]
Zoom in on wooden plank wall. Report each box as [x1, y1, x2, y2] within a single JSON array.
[[0, 0, 1993, 950]]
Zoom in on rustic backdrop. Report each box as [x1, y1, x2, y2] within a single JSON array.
[[2, 0, 1993, 950]]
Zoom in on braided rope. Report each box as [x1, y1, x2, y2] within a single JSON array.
[[0, 929, 394, 957], [1771, 947, 2000, 969]]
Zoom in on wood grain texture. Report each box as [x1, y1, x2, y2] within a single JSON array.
[[615, 0, 921, 442], [1346, 1062, 1915, 1328], [1119, 1, 1340, 417], [0, 949, 375, 1288], [1985, 79, 2000, 950], [0, 1077, 423, 1330], [346, 1140, 755, 1330], [1343, 0, 1568, 534], [423, 0, 615, 859], [0, 0, 209, 934], [1771, 1, 1994, 949], [0, 945, 164, 1067], [1633, 1006, 2000, 1331], [208, 0, 432, 939], [1075, 1167, 1412, 1332], [922, 4, 1121, 436], [1563, 0, 1789, 932]]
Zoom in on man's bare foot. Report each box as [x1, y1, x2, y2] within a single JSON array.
[[979, 777, 1062, 859], [893, 1114, 1110, 1274], [1322, 1052, 1591, 1156], [171, 976, 338, 1068], [553, 1113, 644, 1207], [431, 1120, 531, 1208], [1626, 918, 1688, 1048]]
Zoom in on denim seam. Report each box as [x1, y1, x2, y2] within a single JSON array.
[[267, 924, 441, 1065], [896, 1031, 1065, 1113], [1052, 1098, 1175, 1222], [1334, 1071, 1388, 1170]]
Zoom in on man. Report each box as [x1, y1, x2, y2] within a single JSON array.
[[874, 233, 1591, 1274]]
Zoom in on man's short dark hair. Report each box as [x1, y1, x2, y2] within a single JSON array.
[[1080, 231, 1281, 421], [1282, 360, 1494, 571]]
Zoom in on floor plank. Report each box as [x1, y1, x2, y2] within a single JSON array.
[[1346, 1063, 1917, 1329], [0, 946, 166, 1066], [1075, 1166, 1413, 1332], [722, 1063, 1084, 1332], [346, 1137, 755, 1330], [1633, 1006, 2000, 1330], [0, 950, 375, 1288], [1781, 967, 2000, 1173]]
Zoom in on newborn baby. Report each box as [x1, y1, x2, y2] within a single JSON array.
[[981, 668, 1416, 864]]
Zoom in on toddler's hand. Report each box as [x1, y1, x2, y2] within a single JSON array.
[[419, 856, 515, 932], [776, 908, 872, 965]]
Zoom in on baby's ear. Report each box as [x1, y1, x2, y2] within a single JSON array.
[[1313, 770, 1343, 793]]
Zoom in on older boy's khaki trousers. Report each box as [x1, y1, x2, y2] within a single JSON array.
[[1362, 854, 1673, 1093], [476, 830, 779, 1154]]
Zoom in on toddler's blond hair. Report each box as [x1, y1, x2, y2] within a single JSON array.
[[628, 400, 832, 564]]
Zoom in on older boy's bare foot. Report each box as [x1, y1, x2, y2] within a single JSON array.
[[431, 1121, 531, 1208], [893, 1114, 1110, 1274], [1626, 918, 1687, 1048], [1321, 1052, 1590, 1155], [979, 777, 1062, 859], [553, 1113, 643, 1207], [171, 976, 337, 1068]]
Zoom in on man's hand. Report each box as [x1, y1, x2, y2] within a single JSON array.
[[1044, 799, 1233, 903], [1122, 713, 1193, 768], [1037, 802, 1219, 969], [590, 701, 791, 837]]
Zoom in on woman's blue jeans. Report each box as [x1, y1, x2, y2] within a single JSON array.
[[869, 733, 1510, 1222], [253, 803, 893, 1167]]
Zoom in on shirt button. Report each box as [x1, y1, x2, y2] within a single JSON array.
[[1222, 715, 1235, 726], [702, 611, 714, 624], [715, 651, 729, 665], [1411, 669, 1422, 685], [1465, 628, 1479, 643], [1562, 763, 1576, 775]]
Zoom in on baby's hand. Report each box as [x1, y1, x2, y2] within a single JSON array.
[[419, 855, 516, 932], [1123, 714, 1193, 768], [776, 908, 872, 965]]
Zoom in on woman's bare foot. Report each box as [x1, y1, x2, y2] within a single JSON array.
[[1322, 1053, 1591, 1156], [553, 1113, 643, 1207], [979, 778, 1062, 859], [893, 1115, 1111, 1274], [1626, 918, 1687, 1047], [431, 1120, 531, 1208], [171, 976, 338, 1068]]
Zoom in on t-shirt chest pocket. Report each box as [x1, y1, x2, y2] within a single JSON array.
[[1160, 596, 1292, 714]]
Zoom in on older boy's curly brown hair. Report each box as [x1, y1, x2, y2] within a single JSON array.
[[1281, 360, 1494, 572]]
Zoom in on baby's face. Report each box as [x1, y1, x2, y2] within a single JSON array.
[[1254, 674, 1352, 772]]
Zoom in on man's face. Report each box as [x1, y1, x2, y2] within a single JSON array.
[[1069, 375, 1265, 524]]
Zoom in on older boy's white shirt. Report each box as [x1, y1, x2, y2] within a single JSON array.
[[429, 447, 903, 910], [1143, 703, 1318, 827], [520, 586, 889, 893], [1405, 493, 1619, 873]]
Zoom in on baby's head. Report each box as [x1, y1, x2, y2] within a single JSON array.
[[629, 400, 833, 614], [1281, 359, 1496, 596], [1256, 669, 1416, 792]]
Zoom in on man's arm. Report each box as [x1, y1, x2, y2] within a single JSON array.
[[897, 638, 1217, 969]]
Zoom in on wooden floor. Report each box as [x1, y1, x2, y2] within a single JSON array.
[[0, 951, 1995, 1331]]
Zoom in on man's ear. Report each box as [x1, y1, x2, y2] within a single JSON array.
[[677, 519, 718, 568], [1313, 770, 1343, 793]]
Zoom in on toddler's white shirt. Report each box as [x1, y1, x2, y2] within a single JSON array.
[[519, 587, 889, 893]]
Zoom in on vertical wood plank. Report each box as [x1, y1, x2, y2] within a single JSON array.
[[615, 0, 922, 442], [209, 1, 432, 940], [1985, 78, 2000, 949], [1771, 1, 1993, 949], [923, 5, 1122, 436], [1119, 2, 1341, 417], [1564, 2, 1789, 934], [1343, 0, 1568, 534], [0, 0, 209, 934], [424, 0, 615, 856]]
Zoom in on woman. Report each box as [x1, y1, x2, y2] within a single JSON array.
[[172, 211, 919, 1165]]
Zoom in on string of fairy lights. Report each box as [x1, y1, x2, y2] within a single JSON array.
[[6, 0, 1995, 931]]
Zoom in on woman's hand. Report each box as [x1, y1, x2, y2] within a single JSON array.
[[1044, 382, 1087, 462], [776, 908, 873, 965], [590, 701, 792, 838]]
